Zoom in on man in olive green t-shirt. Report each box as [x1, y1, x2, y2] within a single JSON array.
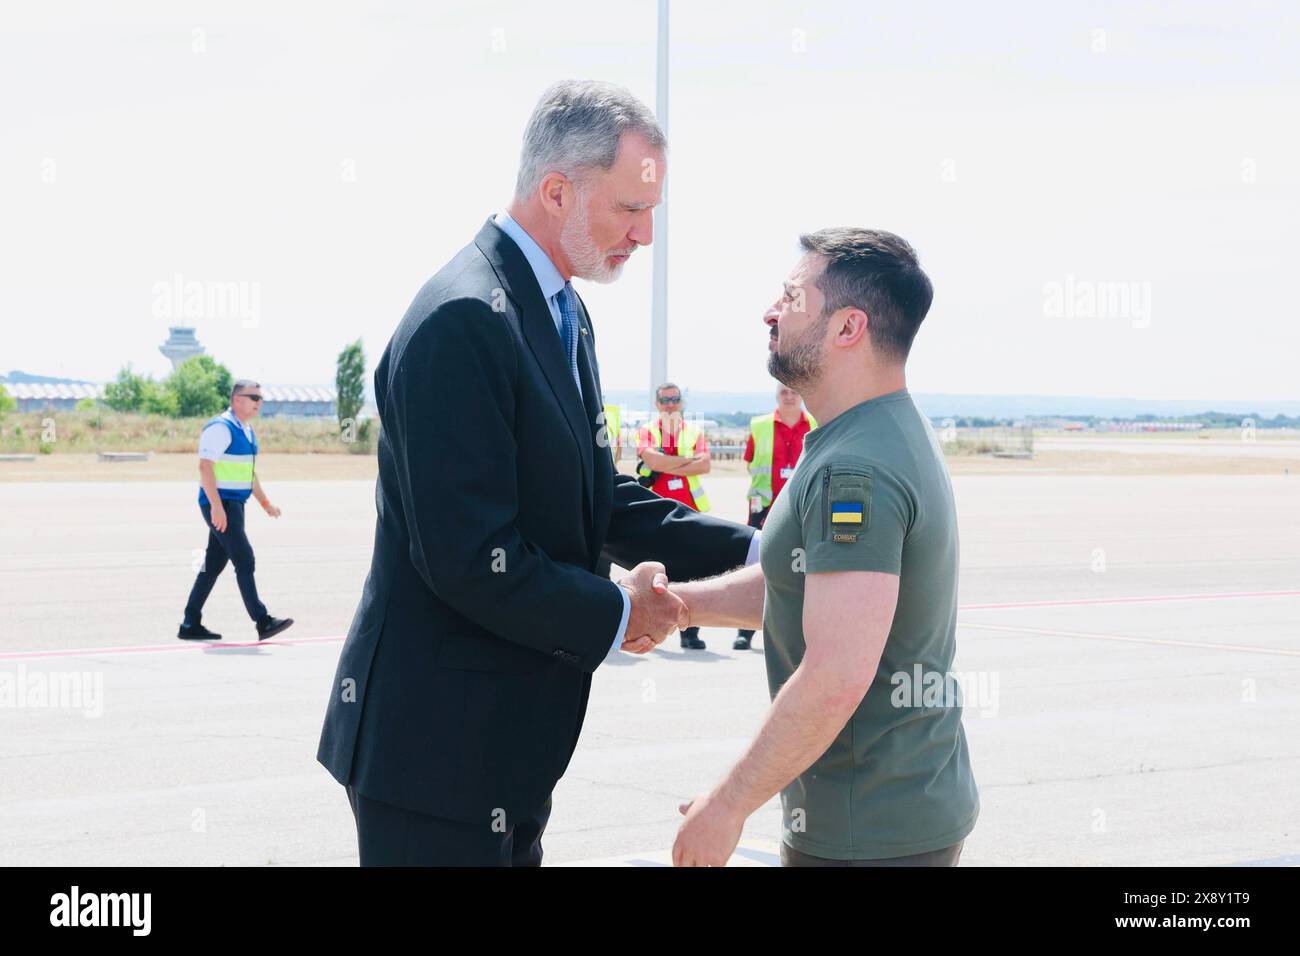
[[668, 227, 978, 867]]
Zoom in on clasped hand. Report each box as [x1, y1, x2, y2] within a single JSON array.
[[617, 561, 690, 654]]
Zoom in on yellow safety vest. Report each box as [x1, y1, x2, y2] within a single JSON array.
[[637, 419, 711, 512], [601, 403, 621, 460], [747, 411, 816, 509]]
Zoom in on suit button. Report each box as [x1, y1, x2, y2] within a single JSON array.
[[552, 649, 565, 657]]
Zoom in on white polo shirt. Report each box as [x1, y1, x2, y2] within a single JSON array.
[[198, 408, 253, 461]]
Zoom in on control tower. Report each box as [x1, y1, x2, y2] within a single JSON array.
[[159, 327, 205, 371]]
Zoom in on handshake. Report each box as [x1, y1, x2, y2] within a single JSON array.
[[616, 561, 692, 655]]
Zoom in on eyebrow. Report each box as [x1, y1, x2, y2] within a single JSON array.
[[620, 200, 655, 211]]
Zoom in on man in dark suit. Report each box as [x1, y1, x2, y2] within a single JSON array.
[[317, 80, 759, 866]]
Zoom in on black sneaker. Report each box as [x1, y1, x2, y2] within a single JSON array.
[[733, 635, 752, 650], [178, 623, 222, 640], [256, 616, 294, 641], [681, 634, 706, 650]]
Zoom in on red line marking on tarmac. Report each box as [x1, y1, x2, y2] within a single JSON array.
[[960, 589, 1300, 611], [959, 621, 1300, 657], [2, 589, 1297, 662], [0, 635, 345, 661]]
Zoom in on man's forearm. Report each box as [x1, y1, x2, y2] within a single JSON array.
[[252, 476, 269, 505], [711, 663, 862, 818], [675, 563, 764, 629], [640, 449, 690, 472], [671, 455, 710, 476], [198, 462, 222, 506]]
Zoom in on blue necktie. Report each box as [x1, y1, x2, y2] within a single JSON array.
[[556, 281, 583, 396]]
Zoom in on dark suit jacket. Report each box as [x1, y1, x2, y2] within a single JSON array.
[[317, 216, 754, 823]]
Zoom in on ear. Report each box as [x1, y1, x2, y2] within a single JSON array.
[[833, 307, 870, 350], [539, 172, 574, 218]]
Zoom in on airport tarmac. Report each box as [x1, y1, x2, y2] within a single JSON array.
[[1, 466, 1298, 866]]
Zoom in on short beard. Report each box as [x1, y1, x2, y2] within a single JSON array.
[[767, 310, 829, 392], [560, 185, 625, 284]]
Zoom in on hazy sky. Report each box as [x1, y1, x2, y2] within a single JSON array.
[[3, 1, 1297, 401]]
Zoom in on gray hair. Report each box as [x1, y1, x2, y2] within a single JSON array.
[[514, 80, 666, 201], [231, 379, 261, 401]]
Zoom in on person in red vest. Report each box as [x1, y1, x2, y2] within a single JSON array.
[[637, 382, 712, 650], [735, 384, 816, 649]]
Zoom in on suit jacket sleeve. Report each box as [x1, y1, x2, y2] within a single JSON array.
[[601, 473, 756, 582], [385, 297, 624, 672]]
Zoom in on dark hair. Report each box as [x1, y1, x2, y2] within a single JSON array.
[[798, 228, 933, 362], [231, 379, 260, 402]]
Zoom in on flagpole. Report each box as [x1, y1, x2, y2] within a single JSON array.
[[649, 0, 669, 411]]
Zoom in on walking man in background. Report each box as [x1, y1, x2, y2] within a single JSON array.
[[735, 384, 816, 650], [178, 380, 294, 641], [637, 382, 712, 650]]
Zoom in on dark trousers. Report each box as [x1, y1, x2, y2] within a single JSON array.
[[346, 785, 551, 866], [737, 506, 771, 641], [781, 839, 965, 867], [183, 498, 268, 626]]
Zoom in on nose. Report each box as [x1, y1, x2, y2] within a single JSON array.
[[764, 305, 780, 328], [629, 209, 653, 247]]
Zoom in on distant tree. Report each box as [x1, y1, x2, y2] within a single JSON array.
[[335, 339, 366, 429], [164, 355, 231, 418], [103, 365, 152, 412], [0, 383, 15, 416], [140, 379, 178, 417]]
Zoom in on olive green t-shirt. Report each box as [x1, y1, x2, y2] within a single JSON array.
[[757, 388, 979, 860]]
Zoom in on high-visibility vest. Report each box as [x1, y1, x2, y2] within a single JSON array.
[[747, 411, 816, 509], [637, 419, 710, 512], [602, 403, 621, 459], [198, 414, 258, 505]]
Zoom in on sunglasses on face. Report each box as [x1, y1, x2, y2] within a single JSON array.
[[658, 396, 682, 404], [238, 394, 263, 402]]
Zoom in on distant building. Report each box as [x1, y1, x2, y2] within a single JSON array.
[[159, 327, 206, 370], [258, 385, 336, 418], [5, 381, 337, 418], [4, 382, 102, 413], [1095, 421, 1204, 433]]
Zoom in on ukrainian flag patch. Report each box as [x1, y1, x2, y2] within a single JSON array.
[[826, 467, 872, 542], [830, 502, 864, 524]]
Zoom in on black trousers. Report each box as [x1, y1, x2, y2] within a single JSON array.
[[781, 839, 965, 867], [183, 498, 268, 625], [737, 506, 771, 641], [346, 785, 551, 866]]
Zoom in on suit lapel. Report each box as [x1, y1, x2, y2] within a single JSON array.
[[473, 217, 596, 523], [573, 293, 602, 425], [573, 291, 615, 552]]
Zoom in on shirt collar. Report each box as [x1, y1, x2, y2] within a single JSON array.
[[222, 407, 250, 432], [774, 409, 810, 428], [494, 210, 566, 303]]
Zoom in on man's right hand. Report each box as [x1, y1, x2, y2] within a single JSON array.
[[619, 561, 689, 654], [210, 503, 228, 533]]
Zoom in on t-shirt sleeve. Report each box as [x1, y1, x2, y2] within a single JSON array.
[[742, 433, 754, 462], [198, 423, 232, 461], [798, 457, 913, 575]]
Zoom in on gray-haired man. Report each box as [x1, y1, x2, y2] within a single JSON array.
[[317, 80, 759, 865], [178, 379, 294, 641]]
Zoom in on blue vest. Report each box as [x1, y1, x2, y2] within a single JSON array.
[[198, 415, 258, 505]]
